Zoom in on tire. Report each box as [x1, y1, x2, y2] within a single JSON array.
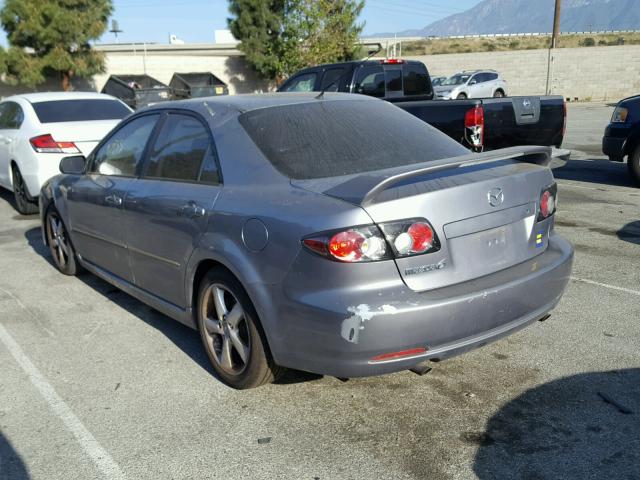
[[45, 207, 80, 275], [197, 268, 284, 389], [456, 93, 467, 99], [628, 145, 640, 184], [12, 167, 38, 215], [493, 89, 505, 98]]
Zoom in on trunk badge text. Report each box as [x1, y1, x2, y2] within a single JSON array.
[[488, 187, 504, 207], [405, 259, 447, 276]]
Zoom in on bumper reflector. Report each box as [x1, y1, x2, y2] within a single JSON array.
[[369, 347, 427, 363]]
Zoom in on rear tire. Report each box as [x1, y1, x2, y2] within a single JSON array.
[[12, 167, 38, 215], [628, 145, 640, 184], [45, 207, 80, 275], [493, 89, 505, 98], [197, 268, 284, 389], [456, 93, 467, 99]]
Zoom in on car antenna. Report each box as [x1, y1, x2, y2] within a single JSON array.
[[315, 43, 383, 100]]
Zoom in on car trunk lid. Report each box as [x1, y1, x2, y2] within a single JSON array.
[[42, 120, 120, 156]]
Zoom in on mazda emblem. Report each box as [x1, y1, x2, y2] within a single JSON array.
[[488, 187, 504, 207]]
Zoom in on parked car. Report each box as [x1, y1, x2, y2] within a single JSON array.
[[431, 76, 447, 87], [602, 94, 640, 183], [40, 93, 573, 389], [278, 60, 565, 152], [434, 70, 507, 100], [0, 92, 132, 214]]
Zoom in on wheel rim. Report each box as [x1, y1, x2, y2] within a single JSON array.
[[13, 169, 28, 206], [46, 212, 70, 268], [201, 284, 251, 375]]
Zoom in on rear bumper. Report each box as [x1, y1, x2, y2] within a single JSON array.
[[268, 232, 573, 378], [22, 154, 65, 198]]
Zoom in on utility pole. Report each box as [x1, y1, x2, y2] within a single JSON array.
[[551, 0, 562, 48], [547, 0, 562, 94]]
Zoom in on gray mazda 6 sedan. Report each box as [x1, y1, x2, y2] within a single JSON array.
[[40, 93, 573, 389]]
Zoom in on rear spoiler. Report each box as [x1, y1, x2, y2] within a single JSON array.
[[324, 146, 551, 207]]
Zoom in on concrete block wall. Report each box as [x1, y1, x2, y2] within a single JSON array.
[[408, 45, 640, 101]]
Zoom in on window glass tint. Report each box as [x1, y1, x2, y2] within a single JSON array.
[[320, 68, 345, 92], [145, 114, 211, 182], [91, 114, 159, 176], [199, 148, 220, 184], [385, 69, 402, 92], [403, 64, 431, 96], [472, 74, 484, 83], [239, 100, 467, 180], [32, 99, 131, 123], [442, 74, 470, 86], [354, 65, 385, 97], [0, 102, 24, 129], [281, 73, 317, 92], [487, 72, 498, 81]]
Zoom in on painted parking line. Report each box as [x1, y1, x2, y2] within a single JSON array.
[[570, 276, 640, 297], [0, 323, 126, 480]]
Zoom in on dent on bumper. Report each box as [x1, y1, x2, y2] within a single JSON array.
[[270, 233, 574, 378]]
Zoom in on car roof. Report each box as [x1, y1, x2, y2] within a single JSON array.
[[4, 92, 118, 104], [147, 92, 376, 114]]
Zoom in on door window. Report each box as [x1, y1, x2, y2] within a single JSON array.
[[281, 73, 318, 92], [354, 65, 385, 97], [487, 72, 498, 81], [144, 113, 216, 183], [0, 102, 24, 129], [320, 68, 345, 92], [91, 114, 159, 176]]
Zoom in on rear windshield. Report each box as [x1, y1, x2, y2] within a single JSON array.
[[32, 99, 131, 123], [239, 100, 467, 179]]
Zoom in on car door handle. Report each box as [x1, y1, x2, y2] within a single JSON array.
[[105, 194, 123, 206], [178, 202, 205, 218]]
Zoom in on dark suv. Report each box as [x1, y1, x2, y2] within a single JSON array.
[[603, 94, 640, 183]]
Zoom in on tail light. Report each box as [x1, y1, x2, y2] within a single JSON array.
[[464, 105, 484, 150], [30, 134, 80, 154], [302, 218, 440, 263], [538, 183, 558, 221], [380, 58, 404, 64]]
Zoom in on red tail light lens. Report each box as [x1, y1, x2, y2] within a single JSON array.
[[538, 183, 558, 220], [302, 219, 440, 263], [369, 347, 427, 363], [464, 105, 484, 149], [30, 134, 80, 154], [380, 58, 404, 64]]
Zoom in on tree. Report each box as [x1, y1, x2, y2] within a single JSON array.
[[0, 0, 112, 90], [228, 0, 365, 82]]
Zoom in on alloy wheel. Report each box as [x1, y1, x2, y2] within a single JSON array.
[[201, 284, 251, 375], [46, 212, 70, 269]]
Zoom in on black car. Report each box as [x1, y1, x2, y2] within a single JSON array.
[[278, 59, 566, 153], [603, 94, 640, 183]]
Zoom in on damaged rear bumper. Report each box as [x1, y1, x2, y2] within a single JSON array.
[[265, 232, 573, 378]]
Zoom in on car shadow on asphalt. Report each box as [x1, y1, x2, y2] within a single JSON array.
[[0, 431, 30, 479], [473, 368, 640, 480], [553, 157, 638, 188], [24, 226, 323, 387], [617, 221, 640, 245]]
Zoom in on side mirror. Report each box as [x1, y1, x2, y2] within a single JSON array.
[[59, 155, 86, 175], [469, 79, 477, 85]]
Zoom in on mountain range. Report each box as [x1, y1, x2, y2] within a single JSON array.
[[371, 0, 640, 37]]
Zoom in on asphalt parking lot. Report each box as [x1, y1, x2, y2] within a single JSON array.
[[1, 102, 639, 480]]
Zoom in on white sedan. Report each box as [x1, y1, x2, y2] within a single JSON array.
[[0, 92, 132, 214]]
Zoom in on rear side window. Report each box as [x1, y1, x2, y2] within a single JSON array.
[[354, 65, 385, 97], [403, 64, 431, 96], [0, 102, 24, 129], [144, 114, 217, 183], [385, 69, 402, 93], [239, 100, 467, 180], [487, 72, 499, 81], [32, 99, 131, 123], [91, 114, 159, 176], [320, 68, 345, 92], [281, 73, 317, 92]]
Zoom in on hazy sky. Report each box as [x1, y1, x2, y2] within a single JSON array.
[[0, 0, 481, 45]]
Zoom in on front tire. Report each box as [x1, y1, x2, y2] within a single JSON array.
[[493, 89, 505, 98], [45, 208, 80, 275], [12, 167, 38, 215], [197, 268, 283, 389], [628, 145, 640, 184]]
